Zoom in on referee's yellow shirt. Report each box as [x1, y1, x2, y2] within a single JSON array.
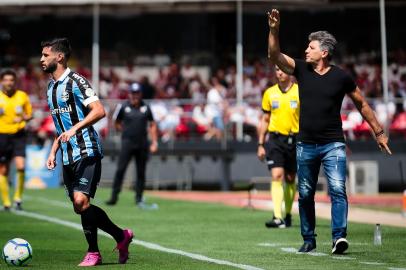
[[262, 83, 300, 135], [0, 90, 32, 134]]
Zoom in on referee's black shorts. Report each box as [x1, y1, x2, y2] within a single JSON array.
[[0, 130, 27, 164], [265, 132, 297, 173], [63, 156, 101, 201]]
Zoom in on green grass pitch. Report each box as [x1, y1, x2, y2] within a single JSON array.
[[1, 188, 406, 270]]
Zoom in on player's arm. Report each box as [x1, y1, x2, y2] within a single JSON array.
[[46, 137, 60, 170], [58, 100, 106, 143], [267, 9, 295, 75], [257, 112, 270, 161], [348, 87, 391, 154]]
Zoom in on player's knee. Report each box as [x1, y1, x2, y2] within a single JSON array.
[[73, 198, 90, 214]]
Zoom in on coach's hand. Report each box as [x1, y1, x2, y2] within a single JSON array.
[[376, 133, 392, 154], [268, 9, 280, 30], [58, 128, 77, 143], [46, 153, 57, 170], [257, 145, 266, 162]]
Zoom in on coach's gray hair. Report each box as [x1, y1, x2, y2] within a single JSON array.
[[308, 31, 337, 60]]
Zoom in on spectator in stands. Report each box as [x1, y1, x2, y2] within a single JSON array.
[[205, 77, 227, 140], [257, 66, 299, 229], [139, 75, 156, 100]]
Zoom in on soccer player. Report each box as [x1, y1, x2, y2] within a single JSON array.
[[41, 38, 133, 266], [267, 9, 391, 254], [257, 66, 299, 228], [0, 69, 32, 211]]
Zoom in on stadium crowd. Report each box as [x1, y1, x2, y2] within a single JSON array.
[[6, 48, 406, 142]]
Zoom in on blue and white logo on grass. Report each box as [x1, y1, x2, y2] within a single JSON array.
[[79, 178, 89, 185], [2, 238, 33, 266]]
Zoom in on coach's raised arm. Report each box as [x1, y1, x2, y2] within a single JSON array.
[[267, 9, 295, 75]]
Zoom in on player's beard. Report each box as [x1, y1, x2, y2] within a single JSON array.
[[43, 62, 57, 73]]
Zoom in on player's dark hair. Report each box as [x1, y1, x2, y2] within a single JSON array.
[[0, 69, 17, 79], [41, 37, 72, 61], [308, 31, 337, 61]]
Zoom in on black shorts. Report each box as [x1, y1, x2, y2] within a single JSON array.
[[265, 132, 297, 173], [0, 131, 27, 163], [63, 157, 101, 201]]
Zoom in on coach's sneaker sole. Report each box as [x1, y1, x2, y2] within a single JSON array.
[[115, 229, 134, 264], [332, 238, 349, 254], [265, 217, 286, 228], [78, 251, 102, 267]]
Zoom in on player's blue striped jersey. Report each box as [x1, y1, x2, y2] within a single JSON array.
[[46, 68, 103, 165]]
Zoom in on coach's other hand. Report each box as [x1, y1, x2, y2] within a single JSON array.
[[376, 133, 392, 155]]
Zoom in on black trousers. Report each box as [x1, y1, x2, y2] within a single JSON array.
[[111, 143, 149, 203]]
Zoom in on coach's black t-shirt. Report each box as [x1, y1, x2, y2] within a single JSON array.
[[293, 59, 356, 143], [116, 100, 154, 148]]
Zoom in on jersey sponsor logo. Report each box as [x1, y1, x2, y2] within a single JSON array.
[[61, 90, 69, 102], [290, 100, 298, 109], [51, 104, 73, 115], [124, 106, 131, 113], [140, 105, 147, 113], [85, 88, 95, 97], [79, 177, 89, 185], [71, 73, 91, 89], [267, 160, 274, 165]]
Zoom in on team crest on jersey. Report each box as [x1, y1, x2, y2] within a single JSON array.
[[85, 88, 95, 97], [125, 106, 131, 113], [61, 90, 69, 102], [290, 100, 298, 109], [140, 106, 147, 113]]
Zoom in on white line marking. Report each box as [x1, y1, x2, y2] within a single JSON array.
[[360, 261, 386, 265], [12, 210, 265, 270], [387, 268, 406, 270], [332, 256, 356, 260], [280, 247, 297, 253]]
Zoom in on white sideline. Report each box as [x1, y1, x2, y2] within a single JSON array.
[[12, 210, 264, 270]]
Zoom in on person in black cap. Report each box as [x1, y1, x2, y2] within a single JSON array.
[[106, 82, 158, 208]]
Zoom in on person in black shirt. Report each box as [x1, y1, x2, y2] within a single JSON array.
[[267, 9, 391, 254], [106, 82, 158, 208]]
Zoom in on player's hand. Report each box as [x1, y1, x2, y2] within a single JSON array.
[[150, 141, 158, 154], [46, 153, 56, 170], [257, 145, 266, 161], [267, 9, 280, 30], [376, 133, 392, 154], [58, 128, 77, 143]]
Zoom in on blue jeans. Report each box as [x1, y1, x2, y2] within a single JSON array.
[[296, 142, 348, 243]]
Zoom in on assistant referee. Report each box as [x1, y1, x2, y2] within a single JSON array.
[[257, 66, 299, 228], [0, 69, 32, 211]]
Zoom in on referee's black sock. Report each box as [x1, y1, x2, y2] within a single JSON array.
[[91, 204, 124, 243], [80, 206, 99, 252]]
